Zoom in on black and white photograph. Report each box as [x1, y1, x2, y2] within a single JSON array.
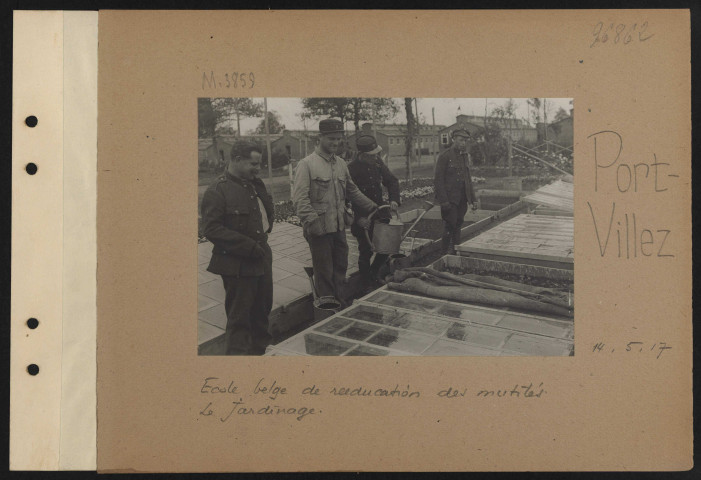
[[197, 97, 574, 356]]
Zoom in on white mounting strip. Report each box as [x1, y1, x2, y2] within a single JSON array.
[[11, 11, 97, 470]]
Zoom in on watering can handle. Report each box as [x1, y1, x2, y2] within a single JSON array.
[[367, 204, 391, 223], [364, 204, 392, 248]]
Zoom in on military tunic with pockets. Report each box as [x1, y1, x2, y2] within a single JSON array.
[[348, 155, 400, 280], [200, 172, 274, 355], [434, 144, 477, 251]]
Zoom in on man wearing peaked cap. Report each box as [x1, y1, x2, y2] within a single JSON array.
[[292, 118, 377, 305], [434, 128, 477, 254], [348, 134, 400, 288], [318, 118, 345, 134], [200, 141, 275, 355]]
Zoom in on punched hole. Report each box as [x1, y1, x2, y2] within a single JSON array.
[[27, 318, 39, 329], [25, 116, 38, 127], [25, 163, 37, 175], [27, 364, 39, 376]]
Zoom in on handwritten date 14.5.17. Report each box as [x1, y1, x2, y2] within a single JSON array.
[[590, 22, 654, 48], [592, 341, 671, 359]]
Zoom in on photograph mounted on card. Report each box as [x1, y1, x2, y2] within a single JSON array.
[[197, 97, 575, 357]]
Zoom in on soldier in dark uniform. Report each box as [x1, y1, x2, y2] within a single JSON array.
[[200, 141, 275, 355], [434, 129, 477, 254], [348, 135, 400, 286]]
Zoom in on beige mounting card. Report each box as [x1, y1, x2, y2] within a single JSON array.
[[10, 9, 692, 473]]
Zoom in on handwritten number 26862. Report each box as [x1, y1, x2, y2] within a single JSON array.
[[591, 21, 653, 48]]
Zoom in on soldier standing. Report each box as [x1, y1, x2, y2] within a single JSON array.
[[348, 134, 400, 286], [434, 129, 477, 254], [200, 141, 274, 355]]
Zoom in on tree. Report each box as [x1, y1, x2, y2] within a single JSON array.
[[301, 97, 400, 133], [301, 98, 353, 125], [211, 98, 264, 136], [491, 98, 519, 132], [554, 107, 569, 122], [253, 111, 286, 134], [358, 98, 400, 132], [215, 126, 235, 135], [198, 98, 216, 138], [475, 122, 508, 166], [404, 97, 416, 184], [527, 98, 542, 125]]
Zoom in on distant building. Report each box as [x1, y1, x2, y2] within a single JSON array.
[[346, 122, 446, 158], [537, 109, 574, 148], [438, 114, 539, 152], [270, 130, 319, 161], [198, 135, 237, 169], [199, 133, 310, 170]]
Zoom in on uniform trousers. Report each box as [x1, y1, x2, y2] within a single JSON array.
[[221, 267, 273, 355], [441, 191, 468, 252]]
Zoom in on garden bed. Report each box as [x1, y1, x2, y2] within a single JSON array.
[[443, 266, 572, 291], [403, 218, 444, 240]]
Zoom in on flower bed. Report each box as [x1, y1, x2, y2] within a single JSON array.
[[273, 200, 302, 226]]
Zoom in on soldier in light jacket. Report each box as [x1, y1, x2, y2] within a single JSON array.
[[292, 118, 377, 304]]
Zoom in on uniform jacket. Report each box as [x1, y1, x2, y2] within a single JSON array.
[[201, 172, 274, 276], [292, 149, 376, 236], [434, 145, 477, 205], [348, 155, 400, 221]]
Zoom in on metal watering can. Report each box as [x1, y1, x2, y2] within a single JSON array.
[[364, 201, 436, 257], [364, 205, 404, 255]]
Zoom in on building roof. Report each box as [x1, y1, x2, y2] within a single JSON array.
[[356, 123, 446, 137], [456, 114, 529, 129], [547, 114, 573, 127], [440, 116, 538, 135]]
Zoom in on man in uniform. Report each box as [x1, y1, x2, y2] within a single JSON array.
[[434, 128, 477, 254], [200, 141, 274, 355], [292, 118, 377, 304], [348, 134, 400, 287]]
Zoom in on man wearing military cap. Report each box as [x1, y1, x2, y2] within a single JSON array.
[[293, 118, 377, 304], [348, 134, 400, 287], [201, 141, 275, 355], [434, 128, 477, 254]]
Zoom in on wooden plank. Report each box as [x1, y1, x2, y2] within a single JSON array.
[[457, 251, 574, 270], [457, 244, 573, 263]]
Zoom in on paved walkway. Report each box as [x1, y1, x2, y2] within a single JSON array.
[[198, 221, 430, 347]]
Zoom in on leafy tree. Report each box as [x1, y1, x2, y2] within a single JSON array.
[[404, 97, 416, 184], [253, 111, 286, 134], [215, 126, 235, 135], [211, 98, 264, 137], [469, 122, 508, 167], [527, 98, 542, 125], [301, 97, 400, 133], [491, 98, 519, 132], [554, 107, 569, 122], [301, 98, 353, 125], [354, 98, 400, 132], [198, 98, 216, 138]]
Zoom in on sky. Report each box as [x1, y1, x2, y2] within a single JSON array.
[[222, 98, 573, 135]]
